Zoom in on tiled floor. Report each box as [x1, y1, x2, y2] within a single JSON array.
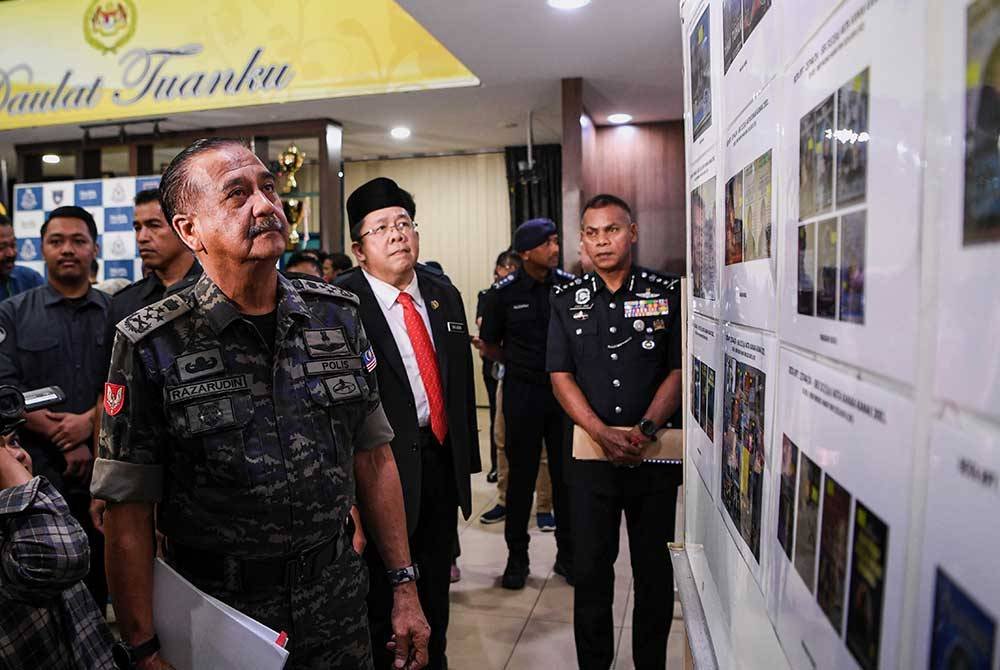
[[446, 410, 686, 669]]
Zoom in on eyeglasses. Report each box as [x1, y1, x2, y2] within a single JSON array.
[[358, 220, 418, 241]]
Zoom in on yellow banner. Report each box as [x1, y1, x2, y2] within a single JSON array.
[[0, 0, 478, 131]]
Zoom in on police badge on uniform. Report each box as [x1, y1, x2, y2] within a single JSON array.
[[575, 288, 591, 305]]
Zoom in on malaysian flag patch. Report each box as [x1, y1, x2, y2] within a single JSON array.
[[362, 347, 377, 372]]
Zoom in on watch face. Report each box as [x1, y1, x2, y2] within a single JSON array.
[[112, 643, 132, 669]]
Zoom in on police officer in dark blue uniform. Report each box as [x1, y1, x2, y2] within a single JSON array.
[[547, 195, 683, 670], [478, 218, 575, 589]]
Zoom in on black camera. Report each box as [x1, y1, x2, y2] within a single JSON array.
[[0, 385, 66, 436]]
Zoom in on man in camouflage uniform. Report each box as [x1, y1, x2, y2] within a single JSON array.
[[92, 138, 429, 670]]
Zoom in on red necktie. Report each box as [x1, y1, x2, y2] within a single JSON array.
[[396, 292, 448, 444]]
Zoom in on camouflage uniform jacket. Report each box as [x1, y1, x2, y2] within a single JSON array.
[[91, 272, 394, 558]]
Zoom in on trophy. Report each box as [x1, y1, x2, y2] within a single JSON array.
[[284, 198, 303, 248], [278, 144, 304, 194]]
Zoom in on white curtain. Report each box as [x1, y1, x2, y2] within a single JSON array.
[[344, 152, 512, 406]]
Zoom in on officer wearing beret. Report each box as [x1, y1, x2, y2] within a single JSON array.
[[478, 218, 575, 589], [547, 194, 682, 670], [92, 139, 429, 670], [334, 177, 480, 670]]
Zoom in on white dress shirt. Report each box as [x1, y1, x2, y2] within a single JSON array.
[[362, 269, 437, 427]]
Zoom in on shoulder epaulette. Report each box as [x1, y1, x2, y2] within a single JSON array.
[[552, 276, 584, 296], [554, 268, 577, 282], [638, 268, 681, 291], [492, 272, 518, 290], [292, 277, 360, 305], [116, 293, 192, 344], [419, 262, 443, 277]]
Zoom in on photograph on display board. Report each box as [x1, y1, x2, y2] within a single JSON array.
[[725, 150, 772, 266], [721, 0, 771, 73], [929, 568, 997, 669], [690, 4, 713, 142], [794, 452, 822, 592], [836, 69, 871, 207], [704, 365, 716, 440], [693, 357, 703, 426], [964, 0, 1000, 246], [691, 177, 718, 300], [839, 211, 867, 324], [777, 434, 798, 561], [816, 218, 839, 319], [797, 222, 817, 315], [725, 172, 744, 265], [799, 94, 835, 221], [817, 475, 852, 634], [721, 354, 766, 561], [845, 500, 888, 670]]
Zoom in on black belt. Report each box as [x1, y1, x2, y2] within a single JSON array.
[[167, 520, 352, 592]]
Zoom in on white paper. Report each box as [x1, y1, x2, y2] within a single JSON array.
[[768, 348, 914, 670], [718, 323, 777, 588], [688, 313, 722, 497], [153, 559, 289, 670], [721, 78, 779, 331], [777, 0, 926, 384], [912, 418, 1000, 668], [930, 0, 1000, 421]]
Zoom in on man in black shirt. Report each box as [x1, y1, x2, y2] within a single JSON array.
[[90, 188, 201, 532], [547, 194, 683, 670], [478, 218, 575, 590], [0, 205, 111, 608]]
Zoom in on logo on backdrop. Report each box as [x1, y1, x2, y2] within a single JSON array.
[[19, 190, 37, 210], [52, 189, 64, 205], [19, 239, 37, 261], [84, 0, 137, 55]]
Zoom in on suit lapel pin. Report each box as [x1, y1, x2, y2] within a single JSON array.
[[431, 299, 440, 310]]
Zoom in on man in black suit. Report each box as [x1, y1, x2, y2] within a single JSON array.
[[335, 177, 480, 670]]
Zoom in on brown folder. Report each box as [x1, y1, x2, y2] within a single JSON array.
[[572, 425, 683, 464]]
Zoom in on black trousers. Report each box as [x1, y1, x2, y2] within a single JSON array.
[[481, 362, 499, 472], [572, 465, 681, 670], [502, 376, 572, 562], [365, 435, 457, 670]]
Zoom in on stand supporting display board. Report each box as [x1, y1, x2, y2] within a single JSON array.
[[678, 0, 1000, 668]]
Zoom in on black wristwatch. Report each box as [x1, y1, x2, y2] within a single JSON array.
[[112, 635, 160, 670], [386, 564, 420, 587], [638, 418, 658, 439]]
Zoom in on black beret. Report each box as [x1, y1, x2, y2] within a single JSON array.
[[346, 177, 415, 241], [513, 218, 557, 253]]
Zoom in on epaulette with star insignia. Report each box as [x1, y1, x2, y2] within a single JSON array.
[[291, 277, 360, 306], [492, 272, 518, 290], [552, 276, 584, 296], [116, 293, 193, 344]]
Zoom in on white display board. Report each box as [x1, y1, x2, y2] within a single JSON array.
[[718, 323, 777, 587], [777, 0, 926, 385], [914, 417, 1000, 669], [722, 78, 779, 330], [930, 0, 1000, 422], [688, 313, 722, 497], [721, 0, 781, 128], [13, 175, 161, 282], [768, 348, 914, 670]]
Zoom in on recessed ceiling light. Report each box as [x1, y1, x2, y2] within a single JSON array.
[[547, 0, 590, 9], [42, 154, 60, 164], [607, 113, 633, 125], [390, 126, 411, 140], [579, 115, 590, 127]]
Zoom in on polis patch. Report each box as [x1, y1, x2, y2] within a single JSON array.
[[623, 299, 670, 318], [304, 357, 362, 376], [166, 375, 249, 404]]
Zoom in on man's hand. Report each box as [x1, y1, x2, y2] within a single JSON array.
[[62, 444, 93, 480], [350, 505, 366, 555], [136, 652, 176, 670], [387, 583, 430, 669], [52, 412, 93, 452], [592, 425, 643, 466], [90, 498, 107, 534], [25, 409, 63, 441]]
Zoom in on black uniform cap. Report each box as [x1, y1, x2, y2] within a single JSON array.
[[346, 177, 416, 242]]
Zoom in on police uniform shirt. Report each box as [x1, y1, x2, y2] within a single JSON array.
[[478, 267, 576, 384], [101, 260, 202, 375], [0, 284, 110, 448], [547, 267, 682, 429], [91, 273, 394, 557]]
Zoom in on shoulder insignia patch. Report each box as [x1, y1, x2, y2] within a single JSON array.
[[493, 273, 517, 290], [117, 294, 193, 344], [292, 278, 360, 306], [554, 268, 577, 284]]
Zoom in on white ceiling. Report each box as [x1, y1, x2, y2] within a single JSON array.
[[0, 0, 684, 162]]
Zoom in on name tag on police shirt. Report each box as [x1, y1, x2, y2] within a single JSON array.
[[623, 299, 670, 318]]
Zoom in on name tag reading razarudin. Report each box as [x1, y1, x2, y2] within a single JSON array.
[[166, 375, 250, 404]]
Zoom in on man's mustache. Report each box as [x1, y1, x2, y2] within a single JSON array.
[[248, 215, 284, 239]]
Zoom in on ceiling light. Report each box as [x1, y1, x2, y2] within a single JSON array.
[[547, 0, 591, 9], [42, 154, 60, 164], [607, 113, 633, 125], [390, 126, 411, 140], [580, 115, 590, 127]]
